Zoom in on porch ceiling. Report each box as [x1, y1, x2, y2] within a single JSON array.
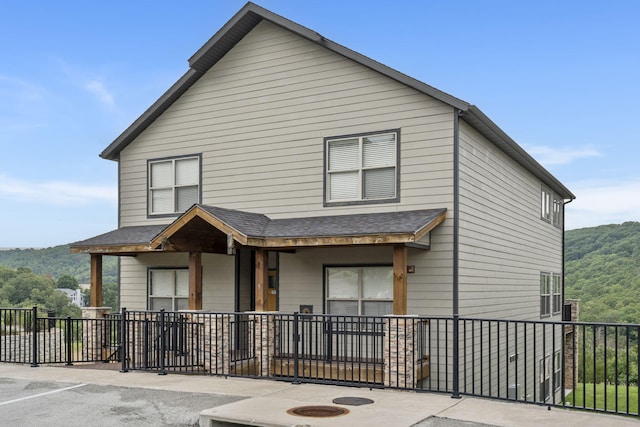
[[70, 205, 447, 255]]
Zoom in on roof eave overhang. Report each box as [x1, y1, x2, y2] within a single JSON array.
[[151, 206, 446, 251], [462, 106, 576, 201], [100, 2, 471, 160], [69, 244, 156, 255], [149, 205, 250, 249]]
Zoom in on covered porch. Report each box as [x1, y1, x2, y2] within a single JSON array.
[[70, 204, 447, 315], [70, 205, 446, 386]]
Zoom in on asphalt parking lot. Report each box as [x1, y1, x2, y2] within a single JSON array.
[[0, 377, 245, 427]]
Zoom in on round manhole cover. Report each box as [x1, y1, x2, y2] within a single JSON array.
[[332, 397, 374, 406], [287, 405, 349, 417]]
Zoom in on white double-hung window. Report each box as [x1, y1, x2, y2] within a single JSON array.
[[325, 266, 393, 316], [148, 155, 200, 215], [148, 269, 189, 311], [325, 131, 399, 205]]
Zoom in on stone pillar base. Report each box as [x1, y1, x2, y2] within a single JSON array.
[[81, 307, 112, 361]]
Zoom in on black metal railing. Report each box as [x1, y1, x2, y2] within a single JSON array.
[[2, 306, 639, 418], [0, 306, 121, 366]]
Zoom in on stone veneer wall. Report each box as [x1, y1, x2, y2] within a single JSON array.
[[81, 307, 112, 362], [564, 299, 580, 389], [384, 316, 418, 388]]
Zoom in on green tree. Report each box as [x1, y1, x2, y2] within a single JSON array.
[[56, 274, 79, 290], [0, 266, 80, 316]]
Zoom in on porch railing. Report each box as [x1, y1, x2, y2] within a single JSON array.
[[1, 306, 639, 418], [0, 306, 120, 366]]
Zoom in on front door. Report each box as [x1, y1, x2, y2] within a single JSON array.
[[235, 249, 279, 312]]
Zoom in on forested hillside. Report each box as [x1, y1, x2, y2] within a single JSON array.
[[565, 221, 640, 323], [1, 226, 639, 323], [0, 245, 117, 283]]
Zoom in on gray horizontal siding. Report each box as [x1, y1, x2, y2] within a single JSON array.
[[119, 19, 455, 225], [457, 121, 562, 320]]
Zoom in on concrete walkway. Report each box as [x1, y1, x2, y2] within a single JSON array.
[[1, 363, 638, 427]]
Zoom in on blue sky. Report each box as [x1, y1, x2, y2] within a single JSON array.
[[1, 1, 639, 248]]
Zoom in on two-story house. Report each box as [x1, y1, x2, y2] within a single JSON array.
[[71, 2, 574, 395]]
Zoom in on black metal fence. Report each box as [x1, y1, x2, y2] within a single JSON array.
[[1, 306, 639, 418], [0, 306, 120, 366]]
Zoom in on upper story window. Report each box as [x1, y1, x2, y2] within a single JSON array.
[[552, 273, 562, 315], [325, 130, 399, 206], [540, 272, 551, 318], [148, 155, 201, 216], [541, 186, 563, 228]]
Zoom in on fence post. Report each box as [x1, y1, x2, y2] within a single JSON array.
[[65, 316, 73, 366], [30, 306, 38, 367], [452, 314, 461, 398], [120, 307, 128, 373], [292, 312, 300, 384], [158, 309, 167, 375]]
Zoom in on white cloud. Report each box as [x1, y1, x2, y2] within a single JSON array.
[[0, 174, 117, 206], [565, 179, 640, 229], [54, 59, 117, 109], [83, 79, 115, 107], [524, 145, 601, 166]]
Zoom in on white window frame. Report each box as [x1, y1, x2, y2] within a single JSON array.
[[541, 186, 551, 222], [540, 272, 551, 318], [324, 130, 399, 206], [148, 268, 189, 311], [541, 186, 563, 228], [325, 265, 393, 316], [552, 273, 562, 315], [539, 354, 552, 401], [552, 195, 563, 228], [148, 154, 201, 216], [553, 351, 562, 392]]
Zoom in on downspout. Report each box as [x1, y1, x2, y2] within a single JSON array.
[[452, 108, 461, 398], [562, 198, 574, 318], [117, 156, 122, 312]]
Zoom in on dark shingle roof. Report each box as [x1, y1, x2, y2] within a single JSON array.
[[199, 205, 270, 236], [70, 225, 166, 248], [199, 205, 445, 238], [263, 209, 445, 238], [71, 206, 446, 252]]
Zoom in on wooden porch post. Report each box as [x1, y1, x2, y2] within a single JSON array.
[[89, 254, 103, 307], [189, 251, 202, 310], [393, 245, 408, 315], [255, 249, 269, 312]]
